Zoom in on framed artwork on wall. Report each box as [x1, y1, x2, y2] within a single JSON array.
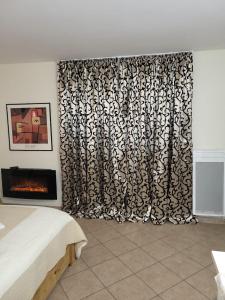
[[6, 103, 53, 151]]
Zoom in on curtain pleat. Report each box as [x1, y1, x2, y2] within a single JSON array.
[[58, 53, 196, 224]]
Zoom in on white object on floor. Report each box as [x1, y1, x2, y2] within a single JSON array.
[[212, 251, 225, 300], [0, 223, 5, 230]]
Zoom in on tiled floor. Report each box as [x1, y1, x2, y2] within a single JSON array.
[[48, 218, 225, 300]]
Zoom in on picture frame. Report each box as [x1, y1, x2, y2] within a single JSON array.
[[6, 103, 53, 151]]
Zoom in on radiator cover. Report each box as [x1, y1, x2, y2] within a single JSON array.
[[193, 151, 225, 217]]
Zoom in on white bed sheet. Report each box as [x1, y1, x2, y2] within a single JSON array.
[[0, 205, 87, 300]]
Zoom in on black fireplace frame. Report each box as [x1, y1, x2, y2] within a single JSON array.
[[1, 168, 57, 200]]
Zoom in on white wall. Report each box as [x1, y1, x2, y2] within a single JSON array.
[[193, 49, 225, 150], [0, 62, 61, 206], [0, 49, 225, 206]]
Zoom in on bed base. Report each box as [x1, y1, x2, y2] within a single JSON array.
[[32, 243, 75, 300]]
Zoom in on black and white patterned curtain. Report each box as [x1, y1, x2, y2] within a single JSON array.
[[58, 52, 195, 224]]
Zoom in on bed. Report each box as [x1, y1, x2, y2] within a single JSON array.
[[212, 251, 225, 300], [0, 205, 87, 300]]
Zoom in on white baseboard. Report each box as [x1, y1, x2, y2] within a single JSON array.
[[195, 210, 224, 217]]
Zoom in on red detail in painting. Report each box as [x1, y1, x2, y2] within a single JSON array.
[[10, 107, 48, 144]]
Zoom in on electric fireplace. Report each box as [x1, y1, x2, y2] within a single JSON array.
[[1, 167, 57, 200]]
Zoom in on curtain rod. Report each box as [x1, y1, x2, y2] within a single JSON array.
[[59, 50, 192, 62]]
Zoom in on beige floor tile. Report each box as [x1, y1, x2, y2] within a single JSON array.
[[182, 243, 212, 266], [73, 218, 95, 233], [180, 230, 208, 243], [142, 240, 177, 261], [161, 253, 203, 279], [82, 244, 114, 267], [167, 223, 191, 233], [92, 257, 132, 286], [137, 262, 181, 294], [125, 230, 159, 247], [119, 248, 156, 272], [162, 222, 187, 236], [181, 230, 206, 243], [62, 258, 88, 279], [61, 269, 103, 300], [74, 217, 89, 224], [76, 218, 111, 232], [214, 225, 225, 234], [85, 289, 115, 300], [85, 232, 100, 249], [111, 221, 143, 235], [151, 223, 180, 236], [162, 235, 195, 251], [107, 220, 121, 228], [51, 221, 223, 300], [207, 263, 218, 275], [84, 220, 112, 233], [198, 223, 225, 235], [160, 281, 208, 300], [48, 283, 67, 300], [186, 268, 217, 299], [140, 223, 161, 233], [190, 230, 218, 242], [147, 229, 169, 240], [200, 237, 225, 252], [108, 275, 156, 300], [75, 218, 107, 234], [92, 227, 121, 243], [104, 236, 137, 256], [197, 224, 225, 237]]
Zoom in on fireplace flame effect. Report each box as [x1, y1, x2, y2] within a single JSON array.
[[11, 182, 48, 193]]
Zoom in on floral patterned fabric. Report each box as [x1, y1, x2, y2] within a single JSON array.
[[58, 52, 196, 224]]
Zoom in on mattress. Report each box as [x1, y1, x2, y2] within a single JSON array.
[[212, 251, 225, 300], [0, 205, 87, 300]]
